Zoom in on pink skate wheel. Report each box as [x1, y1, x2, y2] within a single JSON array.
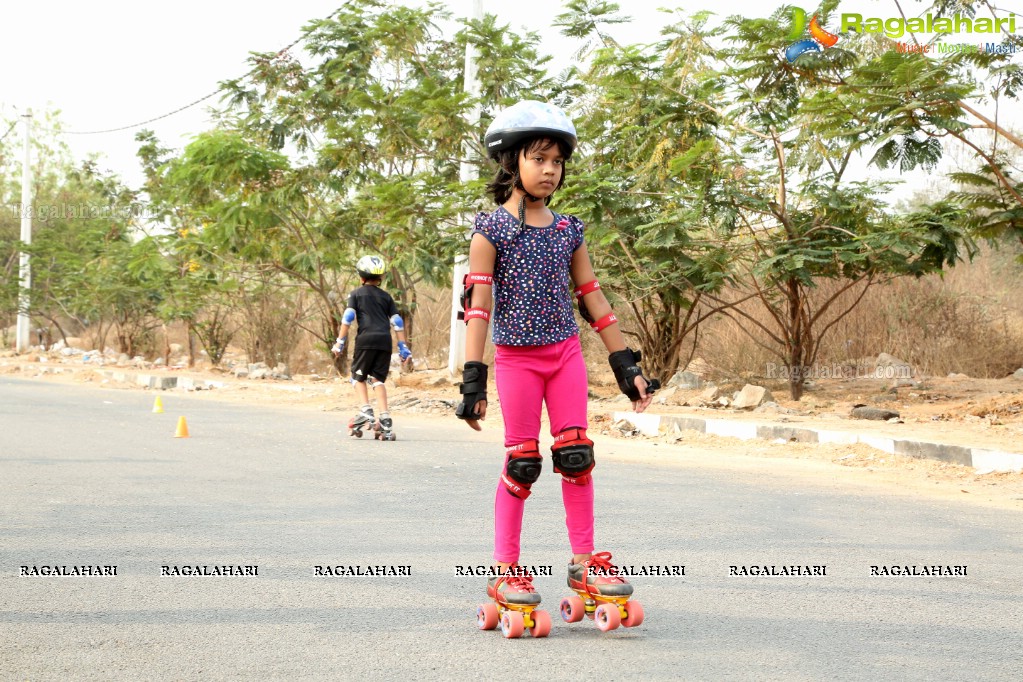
[[477, 602, 499, 630], [528, 609, 551, 638], [501, 610, 525, 639], [622, 600, 644, 627], [560, 596, 585, 623], [594, 603, 621, 632]]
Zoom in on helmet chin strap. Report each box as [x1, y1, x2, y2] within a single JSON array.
[[513, 175, 550, 229]]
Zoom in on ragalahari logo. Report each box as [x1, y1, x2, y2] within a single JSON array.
[[785, 7, 840, 62]]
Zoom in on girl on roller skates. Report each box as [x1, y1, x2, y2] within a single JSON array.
[[456, 100, 658, 631], [332, 255, 413, 441]]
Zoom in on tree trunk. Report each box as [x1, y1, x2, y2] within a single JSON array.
[[162, 323, 171, 365], [186, 320, 197, 368], [786, 278, 805, 400]]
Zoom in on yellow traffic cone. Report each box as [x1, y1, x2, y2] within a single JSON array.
[[174, 416, 190, 438], [152, 396, 164, 413]]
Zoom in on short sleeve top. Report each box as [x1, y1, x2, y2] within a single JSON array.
[[472, 206, 585, 346], [346, 285, 399, 351]]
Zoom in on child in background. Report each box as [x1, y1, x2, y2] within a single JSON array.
[[333, 255, 413, 441]]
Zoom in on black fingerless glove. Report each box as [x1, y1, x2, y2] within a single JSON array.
[[608, 348, 661, 401], [456, 361, 488, 420]]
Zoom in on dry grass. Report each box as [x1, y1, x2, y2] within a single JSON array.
[[696, 244, 1023, 381]]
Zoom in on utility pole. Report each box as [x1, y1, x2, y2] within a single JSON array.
[[16, 110, 32, 353], [448, 0, 483, 375]]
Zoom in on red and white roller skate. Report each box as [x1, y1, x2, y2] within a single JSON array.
[[560, 551, 644, 632], [476, 564, 551, 639]]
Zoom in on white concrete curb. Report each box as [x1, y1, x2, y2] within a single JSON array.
[[612, 411, 1023, 473]]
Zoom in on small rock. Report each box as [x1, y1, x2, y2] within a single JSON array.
[[732, 384, 774, 410], [667, 370, 703, 389], [850, 406, 901, 420], [698, 385, 720, 403], [754, 401, 794, 415], [612, 419, 639, 436], [1013, 368, 1023, 380], [875, 353, 913, 380], [655, 386, 679, 404]]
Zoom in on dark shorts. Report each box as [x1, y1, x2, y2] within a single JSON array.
[[351, 348, 391, 383]]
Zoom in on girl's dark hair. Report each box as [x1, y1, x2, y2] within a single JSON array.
[[485, 136, 572, 205]]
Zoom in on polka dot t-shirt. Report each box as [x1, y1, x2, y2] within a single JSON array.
[[472, 206, 585, 346]]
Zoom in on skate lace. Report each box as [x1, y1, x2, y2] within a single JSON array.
[[497, 566, 535, 593], [585, 552, 626, 585]]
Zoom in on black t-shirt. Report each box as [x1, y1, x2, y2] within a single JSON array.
[[347, 284, 399, 351]]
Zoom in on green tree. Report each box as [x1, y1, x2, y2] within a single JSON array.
[[701, 2, 972, 398], [3, 125, 157, 355], [812, 1, 1023, 249], [0, 111, 84, 346], [214, 0, 470, 346], [555, 3, 733, 381], [149, 0, 570, 371], [548, 2, 969, 395]]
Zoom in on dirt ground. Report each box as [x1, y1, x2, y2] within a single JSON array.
[[3, 350, 1023, 511]]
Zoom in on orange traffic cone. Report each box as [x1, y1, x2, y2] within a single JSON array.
[[152, 396, 164, 413], [174, 416, 190, 438]]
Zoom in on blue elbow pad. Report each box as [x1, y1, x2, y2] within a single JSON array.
[[390, 314, 404, 331], [342, 308, 356, 325]]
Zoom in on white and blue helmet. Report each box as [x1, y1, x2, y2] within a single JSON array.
[[356, 255, 385, 279], [484, 100, 577, 161]]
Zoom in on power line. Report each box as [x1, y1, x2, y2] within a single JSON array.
[[44, 4, 346, 137], [61, 91, 223, 136]]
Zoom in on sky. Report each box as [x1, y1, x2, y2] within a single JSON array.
[[1, 0, 1017, 197]]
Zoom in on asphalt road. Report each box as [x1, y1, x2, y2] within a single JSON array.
[[1, 377, 1021, 680]]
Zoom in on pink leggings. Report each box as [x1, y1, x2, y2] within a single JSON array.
[[493, 335, 594, 563]]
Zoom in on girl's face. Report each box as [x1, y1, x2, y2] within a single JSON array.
[[517, 139, 564, 200]]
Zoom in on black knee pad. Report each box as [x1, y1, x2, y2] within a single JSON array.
[[501, 439, 542, 500], [551, 427, 595, 485]]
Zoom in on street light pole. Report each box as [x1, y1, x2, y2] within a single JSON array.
[[16, 110, 33, 353], [448, 0, 483, 375]]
